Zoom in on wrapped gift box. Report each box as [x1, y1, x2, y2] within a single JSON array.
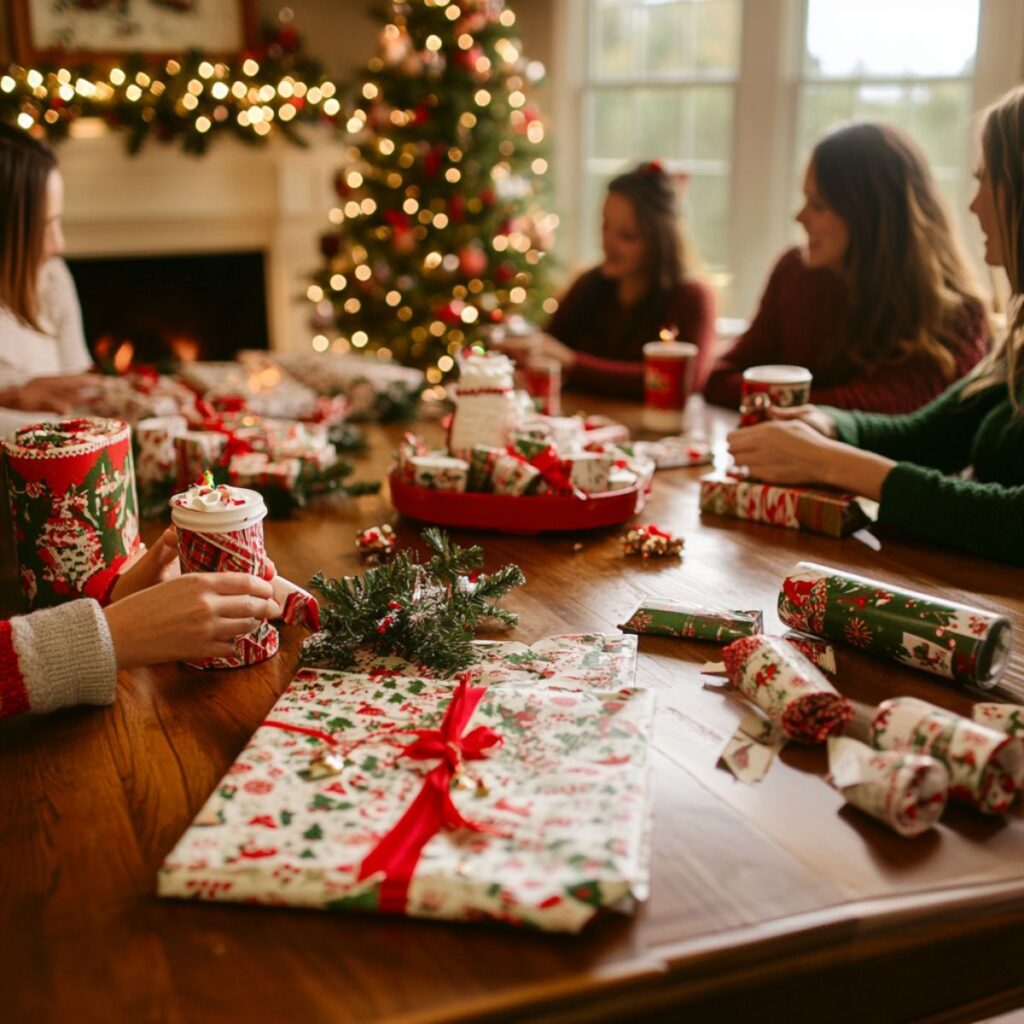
[[619, 602, 762, 642], [699, 472, 873, 538], [180, 360, 326, 422], [159, 643, 654, 932]]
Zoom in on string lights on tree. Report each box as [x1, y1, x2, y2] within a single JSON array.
[[308, 0, 557, 385], [0, 14, 339, 154]]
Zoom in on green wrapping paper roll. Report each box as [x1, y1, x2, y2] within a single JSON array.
[[778, 562, 1013, 690], [619, 601, 762, 642], [4, 417, 140, 609]]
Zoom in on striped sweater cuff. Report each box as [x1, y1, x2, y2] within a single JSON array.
[[6, 599, 118, 716]]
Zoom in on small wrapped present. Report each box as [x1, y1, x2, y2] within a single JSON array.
[[356, 524, 398, 561], [227, 452, 302, 491], [395, 432, 427, 484], [135, 415, 189, 491], [778, 562, 1013, 690], [158, 661, 655, 933], [565, 451, 614, 494], [180, 360, 326, 422], [606, 468, 640, 492], [581, 414, 631, 448], [973, 703, 1024, 738], [175, 430, 228, 489], [491, 451, 541, 496], [722, 634, 853, 743], [828, 736, 948, 838], [699, 472, 872, 538], [871, 696, 1024, 815], [619, 601, 762, 641], [409, 454, 469, 492], [79, 371, 196, 425], [467, 445, 503, 492], [631, 436, 713, 470]]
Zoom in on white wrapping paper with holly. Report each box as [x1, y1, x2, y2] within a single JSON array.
[[158, 660, 654, 932]]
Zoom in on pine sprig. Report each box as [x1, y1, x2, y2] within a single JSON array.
[[302, 528, 525, 676]]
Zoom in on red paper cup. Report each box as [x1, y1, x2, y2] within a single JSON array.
[[523, 358, 561, 416], [739, 365, 812, 426], [643, 341, 698, 432]]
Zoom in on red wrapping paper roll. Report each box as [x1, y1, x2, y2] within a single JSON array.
[[3, 417, 140, 609], [722, 634, 853, 743]]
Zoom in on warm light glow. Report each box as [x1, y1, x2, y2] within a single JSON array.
[[459, 112, 477, 128], [433, 212, 449, 229], [361, 198, 377, 215], [312, 334, 330, 352], [109, 68, 126, 86], [438, 355, 454, 372], [279, 103, 296, 122], [510, 286, 527, 303], [426, 34, 442, 51], [352, 331, 369, 347], [424, 252, 442, 269], [527, 122, 544, 143], [113, 341, 135, 374], [307, 86, 322, 104], [0, 77, 14, 93], [329, 207, 344, 224], [460, 306, 479, 324], [344, 298, 362, 314], [543, 297, 559, 314], [355, 265, 372, 281], [347, 170, 364, 188], [308, 285, 325, 302], [166, 59, 181, 75], [127, 84, 144, 102], [532, 158, 548, 174], [445, 168, 461, 183], [403, 197, 420, 215], [16, 112, 34, 130], [181, 92, 198, 110], [474, 89, 491, 106], [330, 273, 348, 290], [445, 4, 460, 19], [426, 367, 442, 383], [242, 59, 260, 76], [500, 9, 516, 25], [324, 98, 340, 116], [509, 90, 525, 108], [363, 82, 379, 100], [259, 84, 276, 103], [344, 200, 361, 218], [429, 321, 445, 337], [386, 290, 402, 306], [196, 116, 211, 133]]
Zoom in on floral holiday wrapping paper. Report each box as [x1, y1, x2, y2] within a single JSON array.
[[871, 697, 1024, 815], [778, 562, 1013, 690], [699, 473, 872, 538], [827, 735, 948, 838], [158, 657, 655, 932], [973, 703, 1024, 738], [722, 634, 853, 743]]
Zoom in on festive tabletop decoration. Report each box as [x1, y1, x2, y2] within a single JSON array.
[[973, 703, 1024, 738], [303, 527, 525, 676], [355, 524, 399, 563], [722, 634, 853, 744], [619, 601, 762, 642], [827, 735, 948, 838], [870, 697, 1024, 815], [3, 417, 140, 609], [158, 652, 655, 932], [1, 18, 338, 155], [718, 710, 788, 785], [778, 562, 1014, 690], [699, 472, 874, 538], [621, 523, 684, 559]]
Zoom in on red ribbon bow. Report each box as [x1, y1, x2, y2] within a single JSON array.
[[505, 444, 581, 498], [357, 673, 502, 913]]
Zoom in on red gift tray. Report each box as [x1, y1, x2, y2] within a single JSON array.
[[388, 472, 647, 534]]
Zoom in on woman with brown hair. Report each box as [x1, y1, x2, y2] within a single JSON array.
[[494, 161, 716, 398], [0, 123, 94, 414], [727, 86, 1024, 565], [704, 122, 990, 413]]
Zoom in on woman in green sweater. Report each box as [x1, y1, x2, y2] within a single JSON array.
[[727, 85, 1024, 566]]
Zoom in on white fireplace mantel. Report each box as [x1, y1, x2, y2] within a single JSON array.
[[60, 126, 346, 354]]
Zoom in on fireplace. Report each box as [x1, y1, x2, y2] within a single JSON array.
[[66, 250, 269, 369]]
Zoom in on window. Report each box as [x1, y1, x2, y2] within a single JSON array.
[[564, 0, 1023, 318], [581, 0, 741, 274]]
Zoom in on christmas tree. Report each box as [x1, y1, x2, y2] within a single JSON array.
[[308, 0, 556, 385]]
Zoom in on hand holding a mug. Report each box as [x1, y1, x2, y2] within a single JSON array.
[[727, 419, 895, 498], [767, 403, 838, 438], [104, 572, 282, 669]]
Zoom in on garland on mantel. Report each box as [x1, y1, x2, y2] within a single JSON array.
[[0, 19, 341, 154]]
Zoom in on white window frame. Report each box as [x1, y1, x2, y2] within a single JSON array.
[[552, 0, 1024, 320]]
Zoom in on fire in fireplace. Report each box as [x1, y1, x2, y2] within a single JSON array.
[[66, 250, 269, 370]]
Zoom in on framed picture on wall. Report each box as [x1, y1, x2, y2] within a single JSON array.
[[10, 0, 257, 65]]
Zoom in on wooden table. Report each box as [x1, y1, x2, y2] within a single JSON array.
[[3, 396, 1024, 1024]]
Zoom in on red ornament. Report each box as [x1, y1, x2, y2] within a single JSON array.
[[449, 194, 465, 223], [411, 102, 431, 125], [494, 262, 514, 284], [489, 309, 504, 323], [459, 245, 488, 278], [423, 145, 443, 177], [480, 188, 496, 207], [275, 24, 301, 51], [319, 234, 340, 258]]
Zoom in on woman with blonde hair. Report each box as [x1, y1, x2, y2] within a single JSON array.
[[727, 86, 1024, 565], [705, 121, 990, 412], [0, 122, 95, 414]]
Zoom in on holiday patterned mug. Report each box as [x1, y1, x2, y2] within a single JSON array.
[[739, 365, 812, 426]]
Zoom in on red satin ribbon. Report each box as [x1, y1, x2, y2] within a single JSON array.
[[505, 444, 580, 497], [357, 673, 502, 913]]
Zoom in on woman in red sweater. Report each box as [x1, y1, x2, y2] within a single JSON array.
[[495, 162, 716, 399], [704, 122, 990, 413]]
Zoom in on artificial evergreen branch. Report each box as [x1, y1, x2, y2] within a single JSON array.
[[302, 527, 526, 676]]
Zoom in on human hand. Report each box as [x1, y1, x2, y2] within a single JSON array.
[[108, 527, 180, 603], [104, 572, 282, 669], [727, 419, 843, 485], [4, 373, 97, 413], [767, 403, 838, 438]]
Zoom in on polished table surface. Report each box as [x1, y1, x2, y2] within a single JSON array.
[[2, 396, 1024, 1024]]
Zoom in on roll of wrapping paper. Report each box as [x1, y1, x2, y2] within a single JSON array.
[[827, 735, 948, 837], [778, 562, 1013, 690], [973, 703, 1024, 738], [870, 697, 1024, 814], [722, 634, 853, 743], [4, 417, 140, 609], [171, 483, 276, 670]]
